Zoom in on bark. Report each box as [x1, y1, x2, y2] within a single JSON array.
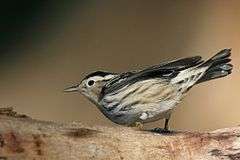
[[0, 108, 239, 160]]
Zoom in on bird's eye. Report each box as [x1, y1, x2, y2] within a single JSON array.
[[87, 80, 95, 87]]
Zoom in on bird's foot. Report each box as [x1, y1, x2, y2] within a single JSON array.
[[150, 128, 173, 135], [135, 122, 144, 131]]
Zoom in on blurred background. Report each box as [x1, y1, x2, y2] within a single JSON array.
[[0, 0, 239, 131]]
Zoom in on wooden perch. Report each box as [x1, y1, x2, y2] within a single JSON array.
[[0, 108, 239, 160]]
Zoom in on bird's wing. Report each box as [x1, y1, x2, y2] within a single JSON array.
[[101, 56, 203, 97], [147, 56, 203, 70]]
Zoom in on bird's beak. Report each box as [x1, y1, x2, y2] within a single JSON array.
[[64, 84, 80, 92]]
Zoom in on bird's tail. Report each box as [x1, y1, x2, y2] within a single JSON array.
[[196, 49, 233, 84]]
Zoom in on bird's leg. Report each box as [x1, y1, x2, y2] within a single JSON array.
[[151, 114, 172, 134], [164, 118, 170, 131]]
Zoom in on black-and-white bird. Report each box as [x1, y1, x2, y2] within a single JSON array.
[[64, 49, 232, 132]]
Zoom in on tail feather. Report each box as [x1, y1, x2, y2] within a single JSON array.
[[196, 49, 233, 84]]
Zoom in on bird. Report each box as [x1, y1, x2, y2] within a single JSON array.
[[64, 49, 233, 133]]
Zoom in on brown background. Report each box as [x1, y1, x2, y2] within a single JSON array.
[[0, 1, 239, 131]]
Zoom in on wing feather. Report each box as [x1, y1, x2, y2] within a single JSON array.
[[101, 56, 203, 98]]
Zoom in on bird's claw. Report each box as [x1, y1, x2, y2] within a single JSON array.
[[151, 128, 172, 134]]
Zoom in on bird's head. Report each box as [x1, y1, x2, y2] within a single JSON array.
[[64, 71, 116, 104]]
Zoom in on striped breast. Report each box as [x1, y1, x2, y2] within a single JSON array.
[[100, 79, 179, 115]]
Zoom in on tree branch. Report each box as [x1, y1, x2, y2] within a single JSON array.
[[0, 108, 239, 160]]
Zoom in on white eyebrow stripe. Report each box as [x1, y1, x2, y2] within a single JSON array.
[[88, 76, 104, 81], [87, 74, 117, 82]]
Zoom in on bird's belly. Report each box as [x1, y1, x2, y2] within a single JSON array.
[[99, 98, 181, 125], [134, 99, 180, 123], [99, 81, 183, 125]]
